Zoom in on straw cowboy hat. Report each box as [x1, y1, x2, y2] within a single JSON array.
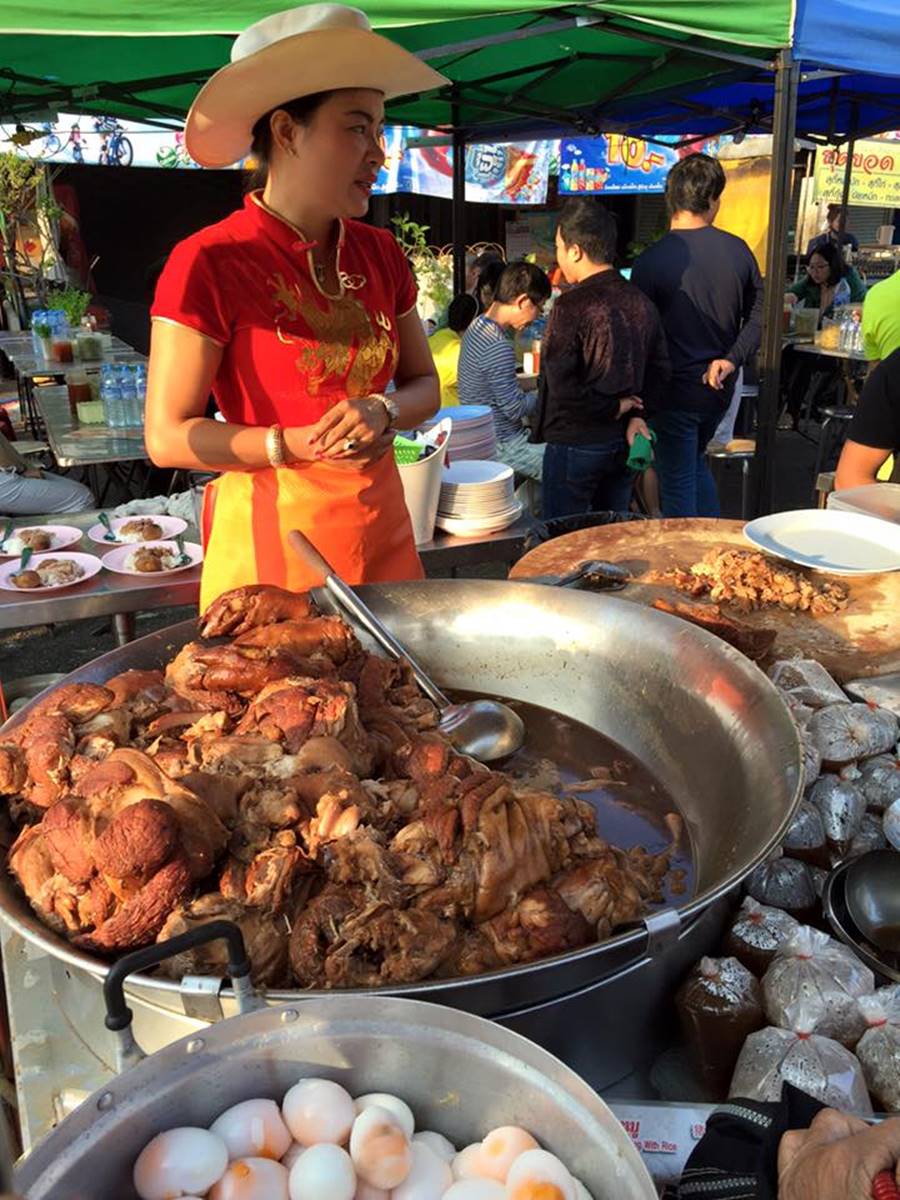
[[186, 3, 448, 168]]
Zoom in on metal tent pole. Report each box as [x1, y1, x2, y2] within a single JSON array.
[[451, 94, 466, 295], [751, 48, 800, 517], [838, 103, 859, 234]]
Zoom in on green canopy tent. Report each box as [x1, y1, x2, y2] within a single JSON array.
[[0, 2, 816, 514]]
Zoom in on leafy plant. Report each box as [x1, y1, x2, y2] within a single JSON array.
[[390, 212, 453, 324], [0, 151, 64, 322], [48, 286, 91, 327], [32, 320, 51, 339]]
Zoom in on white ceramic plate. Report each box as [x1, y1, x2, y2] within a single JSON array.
[[0, 551, 102, 592], [0, 524, 82, 557], [435, 502, 523, 537], [743, 508, 900, 575], [101, 540, 203, 576], [442, 461, 514, 487], [87, 514, 187, 546]]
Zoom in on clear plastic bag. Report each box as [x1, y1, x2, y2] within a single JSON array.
[[744, 852, 818, 920], [800, 732, 823, 790], [808, 774, 865, 857], [770, 660, 847, 709], [885, 796, 900, 850], [676, 956, 765, 1099], [807, 703, 899, 766], [856, 985, 900, 1112], [859, 754, 900, 812], [729, 999, 873, 1114], [782, 800, 828, 867], [762, 926, 874, 1047], [847, 812, 888, 858], [724, 897, 800, 978]]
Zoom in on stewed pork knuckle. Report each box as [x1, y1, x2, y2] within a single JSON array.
[[2, 584, 677, 986]]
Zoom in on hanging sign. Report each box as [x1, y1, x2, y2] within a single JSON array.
[[815, 138, 900, 208]]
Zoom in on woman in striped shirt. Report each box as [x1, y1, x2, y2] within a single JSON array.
[[457, 262, 551, 481]]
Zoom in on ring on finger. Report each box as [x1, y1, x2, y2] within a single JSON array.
[[344, 438, 358, 452]]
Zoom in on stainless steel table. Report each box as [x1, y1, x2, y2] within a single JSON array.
[[32, 386, 146, 469], [0, 511, 532, 644]]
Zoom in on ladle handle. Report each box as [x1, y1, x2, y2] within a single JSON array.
[[288, 529, 451, 710]]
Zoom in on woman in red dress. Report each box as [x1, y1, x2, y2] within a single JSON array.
[[147, 4, 444, 608]]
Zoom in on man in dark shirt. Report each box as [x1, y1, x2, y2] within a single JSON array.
[[835, 348, 900, 488], [807, 204, 859, 258], [536, 198, 670, 519], [632, 154, 763, 517]]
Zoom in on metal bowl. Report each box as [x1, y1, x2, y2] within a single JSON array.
[[15, 995, 656, 1200], [0, 581, 802, 1083]]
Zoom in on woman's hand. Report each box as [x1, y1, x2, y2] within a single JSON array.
[[626, 416, 651, 446], [617, 395, 644, 419], [778, 1109, 900, 1200], [784, 292, 799, 306], [311, 397, 390, 460]]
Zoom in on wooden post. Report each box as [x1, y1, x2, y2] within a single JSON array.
[[451, 93, 466, 296]]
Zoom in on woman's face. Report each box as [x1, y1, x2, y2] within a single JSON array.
[[808, 253, 831, 287], [284, 88, 386, 219]]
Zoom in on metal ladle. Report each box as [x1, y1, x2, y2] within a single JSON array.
[[845, 849, 900, 954], [288, 529, 525, 763]]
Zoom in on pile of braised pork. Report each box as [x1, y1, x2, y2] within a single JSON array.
[[653, 549, 848, 616], [0, 585, 673, 988]]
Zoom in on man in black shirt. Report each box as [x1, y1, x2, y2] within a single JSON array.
[[536, 198, 670, 519], [835, 348, 900, 488], [632, 154, 763, 517]]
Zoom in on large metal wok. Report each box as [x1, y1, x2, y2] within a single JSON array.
[[0, 580, 802, 1086]]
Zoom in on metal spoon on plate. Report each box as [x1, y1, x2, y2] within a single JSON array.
[[174, 532, 190, 567], [288, 529, 525, 763]]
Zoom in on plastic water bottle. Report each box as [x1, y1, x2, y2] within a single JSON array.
[[132, 363, 147, 426], [117, 363, 138, 427], [100, 363, 123, 428]]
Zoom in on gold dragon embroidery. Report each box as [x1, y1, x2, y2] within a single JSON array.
[[269, 271, 394, 397]]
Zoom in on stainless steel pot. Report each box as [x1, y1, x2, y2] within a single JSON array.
[[16, 954, 656, 1200], [0, 581, 802, 1087]]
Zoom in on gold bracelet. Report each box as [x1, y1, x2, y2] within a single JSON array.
[[266, 424, 286, 468]]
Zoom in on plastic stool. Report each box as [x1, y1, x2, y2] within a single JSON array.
[[706, 438, 755, 519], [814, 405, 854, 480]]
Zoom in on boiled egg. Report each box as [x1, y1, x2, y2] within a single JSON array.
[[210, 1098, 292, 1161], [133, 1126, 228, 1200], [354, 1184, 390, 1200], [506, 1148, 577, 1200], [451, 1142, 484, 1180], [354, 1091, 416, 1138], [349, 1104, 413, 1190], [412, 1130, 456, 1162], [288, 1142, 356, 1200], [208, 1157, 289, 1200], [442, 1182, 505, 1199], [392, 1140, 453, 1199], [282, 1077, 356, 1146], [282, 1142, 305, 1171], [475, 1126, 538, 1182]]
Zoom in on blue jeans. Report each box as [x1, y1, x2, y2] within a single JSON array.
[[651, 409, 722, 518], [541, 440, 633, 521]]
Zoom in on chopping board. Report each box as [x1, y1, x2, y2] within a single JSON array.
[[509, 518, 900, 682]]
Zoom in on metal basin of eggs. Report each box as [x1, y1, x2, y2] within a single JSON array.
[[133, 1080, 588, 1200]]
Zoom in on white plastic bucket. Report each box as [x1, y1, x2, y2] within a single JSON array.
[[398, 422, 450, 546]]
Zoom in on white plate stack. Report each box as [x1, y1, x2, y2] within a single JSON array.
[[421, 405, 497, 460], [435, 460, 523, 536]]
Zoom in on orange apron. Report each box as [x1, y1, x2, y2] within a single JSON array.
[[199, 450, 422, 611]]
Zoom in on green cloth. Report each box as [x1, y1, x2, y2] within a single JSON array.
[[862, 270, 900, 362], [0, 3, 780, 129], [626, 429, 656, 472], [787, 266, 867, 318]]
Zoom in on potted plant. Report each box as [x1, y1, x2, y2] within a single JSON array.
[[390, 213, 453, 328], [48, 286, 91, 329]]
